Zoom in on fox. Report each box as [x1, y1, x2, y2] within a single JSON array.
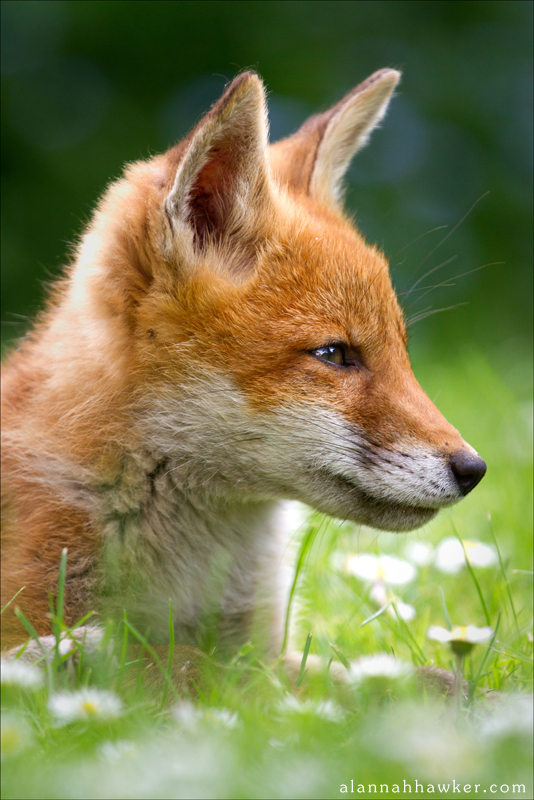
[[1, 69, 486, 686]]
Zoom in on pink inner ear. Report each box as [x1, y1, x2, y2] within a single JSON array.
[[188, 147, 236, 249]]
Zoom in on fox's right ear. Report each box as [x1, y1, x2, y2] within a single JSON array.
[[164, 72, 271, 256], [269, 69, 400, 207]]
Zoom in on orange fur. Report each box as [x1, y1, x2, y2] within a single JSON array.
[[1, 71, 485, 655]]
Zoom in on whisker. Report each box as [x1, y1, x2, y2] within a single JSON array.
[[406, 262, 504, 311], [392, 225, 447, 260], [416, 191, 490, 269], [407, 303, 469, 326], [403, 191, 490, 290], [400, 255, 458, 301]]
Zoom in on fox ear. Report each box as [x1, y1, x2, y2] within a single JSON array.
[[269, 69, 400, 206], [164, 72, 270, 253]]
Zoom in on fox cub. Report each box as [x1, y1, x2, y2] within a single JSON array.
[[1, 70, 486, 678]]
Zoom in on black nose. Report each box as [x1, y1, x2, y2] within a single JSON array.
[[450, 451, 487, 496]]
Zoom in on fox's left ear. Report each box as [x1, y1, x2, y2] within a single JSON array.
[[164, 72, 270, 255], [270, 69, 401, 206]]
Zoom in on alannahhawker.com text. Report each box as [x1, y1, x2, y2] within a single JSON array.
[[340, 779, 527, 794]]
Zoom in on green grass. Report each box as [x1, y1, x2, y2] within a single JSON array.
[[2, 350, 532, 800]]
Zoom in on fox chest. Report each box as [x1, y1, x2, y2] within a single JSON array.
[[99, 492, 286, 645]]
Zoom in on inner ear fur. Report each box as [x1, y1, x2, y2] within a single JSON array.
[[269, 68, 401, 206], [165, 72, 272, 255]]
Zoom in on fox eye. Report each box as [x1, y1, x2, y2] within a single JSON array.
[[310, 343, 365, 370], [311, 344, 346, 366]]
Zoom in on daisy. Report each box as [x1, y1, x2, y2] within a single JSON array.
[[172, 700, 204, 729], [349, 654, 413, 684], [1, 658, 44, 691], [208, 708, 241, 729], [405, 540, 435, 567], [344, 553, 417, 585], [172, 702, 240, 730], [434, 537, 497, 573], [99, 739, 138, 763], [427, 624, 494, 656], [428, 624, 494, 711], [276, 695, 344, 722], [48, 687, 122, 724], [1, 713, 33, 759]]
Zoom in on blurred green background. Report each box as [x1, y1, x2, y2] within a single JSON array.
[[1, 0, 532, 389]]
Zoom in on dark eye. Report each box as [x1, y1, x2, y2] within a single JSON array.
[[309, 343, 365, 370], [311, 344, 346, 366]]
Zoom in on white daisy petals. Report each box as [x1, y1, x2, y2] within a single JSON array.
[[1, 712, 34, 759], [349, 654, 414, 683], [344, 554, 417, 585], [405, 541, 435, 567], [427, 625, 494, 656], [435, 538, 498, 573], [1, 659, 44, 691], [276, 695, 345, 722], [48, 688, 122, 724]]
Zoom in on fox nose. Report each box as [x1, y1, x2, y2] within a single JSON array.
[[449, 451, 487, 496]]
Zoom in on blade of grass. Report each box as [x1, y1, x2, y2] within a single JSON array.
[[48, 591, 59, 642], [159, 598, 175, 712], [12, 639, 30, 659], [357, 596, 425, 662], [77, 626, 87, 685], [390, 601, 426, 665], [489, 642, 533, 666], [56, 548, 68, 627], [329, 642, 350, 672], [357, 597, 426, 665], [48, 548, 68, 669], [467, 615, 500, 704], [14, 608, 47, 657], [295, 631, 312, 686], [214, 643, 255, 694], [359, 602, 391, 628], [488, 514, 521, 639], [14, 607, 54, 691], [219, 643, 257, 695], [229, 643, 254, 666], [70, 611, 96, 630], [1, 586, 25, 614], [453, 524, 491, 626], [123, 619, 181, 704], [281, 522, 317, 656], [119, 612, 130, 679], [439, 586, 452, 630]]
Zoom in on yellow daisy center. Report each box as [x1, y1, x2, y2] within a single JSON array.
[[81, 701, 98, 715], [1, 729, 21, 753], [451, 625, 468, 640]]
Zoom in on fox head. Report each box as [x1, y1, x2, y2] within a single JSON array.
[[65, 70, 485, 532]]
